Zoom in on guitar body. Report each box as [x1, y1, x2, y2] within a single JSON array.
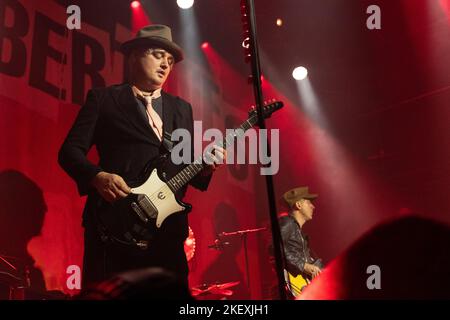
[[285, 259, 322, 298], [96, 156, 192, 250], [285, 270, 310, 298]]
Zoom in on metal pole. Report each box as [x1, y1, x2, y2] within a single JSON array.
[[245, 0, 287, 300], [242, 233, 251, 297]]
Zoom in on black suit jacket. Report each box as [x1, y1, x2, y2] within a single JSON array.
[[58, 83, 211, 237]]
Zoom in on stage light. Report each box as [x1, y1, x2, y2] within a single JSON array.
[[177, 0, 194, 9], [292, 66, 308, 80], [276, 18, 283, 26], [131, 1, 140, 9], [201, 42, 209, 49]]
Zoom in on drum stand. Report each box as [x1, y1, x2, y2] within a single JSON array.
[[0, 254, 30, 300]]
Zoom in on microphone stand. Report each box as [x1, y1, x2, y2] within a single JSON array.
[[219, 227, 266, 297], [241, 0, 287, 300], [0, 255, 18, 271]]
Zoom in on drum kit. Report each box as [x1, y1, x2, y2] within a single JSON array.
[[188, 226, 266, 299], [0, 254, 66, 300], [0, 254, 30, 300], [1, 225, 264, 299]]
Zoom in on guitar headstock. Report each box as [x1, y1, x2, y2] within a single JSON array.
[[248, 99, 284, 119]]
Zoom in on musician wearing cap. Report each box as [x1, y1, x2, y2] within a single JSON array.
[[59, 25, 225, 288], [280, 186, 324, 297]]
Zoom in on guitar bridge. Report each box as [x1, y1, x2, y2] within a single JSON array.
[[131, 202, 149, 223], [131, 194, 158, 225]]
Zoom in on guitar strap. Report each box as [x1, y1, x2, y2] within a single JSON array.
[[162, 131, 174, 152], [160, 95, 176, 153]]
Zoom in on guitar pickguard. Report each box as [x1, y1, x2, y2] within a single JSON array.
[[131, 169, 185, 228]]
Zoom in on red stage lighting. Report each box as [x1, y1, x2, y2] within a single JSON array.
[[131, 1, 140, 9], [201, 42, 209, 49]]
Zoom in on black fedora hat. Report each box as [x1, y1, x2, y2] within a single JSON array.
[[120, 25, 183, 63]]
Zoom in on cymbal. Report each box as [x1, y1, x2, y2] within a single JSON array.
[[191, 281, 240, 297], [213, 281, 240, 289]]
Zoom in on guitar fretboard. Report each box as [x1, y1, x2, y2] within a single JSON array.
[[167, 113, 259, 193]]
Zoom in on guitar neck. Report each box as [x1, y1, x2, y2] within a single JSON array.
[[167, 114, 259, 193]]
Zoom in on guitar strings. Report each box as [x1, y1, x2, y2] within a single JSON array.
[[142, 111, 264, 209]]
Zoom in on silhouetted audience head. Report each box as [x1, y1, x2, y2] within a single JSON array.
[[77, 267, 194, 300], [0, 170, 46, 252], [0, 170, 47, 300], [299, 215, 450, 299]]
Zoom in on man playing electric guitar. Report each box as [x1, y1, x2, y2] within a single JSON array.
[[58, 25, 225, 289], [280, 186, 323, 298]]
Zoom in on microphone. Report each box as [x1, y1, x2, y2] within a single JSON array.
[[208, 238, 230, 250]]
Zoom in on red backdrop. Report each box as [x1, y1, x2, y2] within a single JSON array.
[[2, 0, 449, 299], [0, 0, 262, 297]]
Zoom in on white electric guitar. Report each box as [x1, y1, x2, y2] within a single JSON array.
[[96, 101, 283, 249]]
